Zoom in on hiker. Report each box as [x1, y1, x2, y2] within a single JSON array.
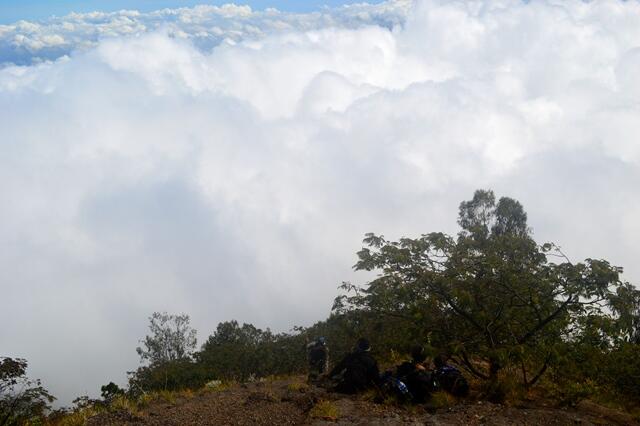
[[395, 345, 438, 403], [329, 338, 380, 394], [306, 337, 329, 382], [432, 354, 469, 397]]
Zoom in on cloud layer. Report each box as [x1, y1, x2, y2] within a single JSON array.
[[1, 0, 640, 405], [0, 2, 410, 65]]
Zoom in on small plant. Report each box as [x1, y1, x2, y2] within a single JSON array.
[[309, 400, 339, 421], [110, 394, 141, 416], [136, 392, 155, 408], [206, 379, 223, 389], [201, 379, 233, 393], [57, 409, 97, 426], [428, 391, 456, 409], [158, 390, 177, 404], [179, 388, 195, 399], [287, 382, 309, 392], [546, 379, 598, 407]]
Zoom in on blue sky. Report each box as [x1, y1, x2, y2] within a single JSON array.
[[0, 1, 380, 23]]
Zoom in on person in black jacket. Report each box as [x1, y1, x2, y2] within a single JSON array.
[[306, 337, 329, 383], [329, 338, 380, 394], [395, 345, 438, 403], [433, 354, 469, 397]]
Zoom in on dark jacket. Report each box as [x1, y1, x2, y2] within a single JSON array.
[[330, 350, 379, 393], [395, 361, 437, 403], [395, 361, 418, 379], [308, 343, 328, 375]]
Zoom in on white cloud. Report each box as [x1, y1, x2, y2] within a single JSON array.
[[0, 1, 411, 66], [1, 0, 640, 406]]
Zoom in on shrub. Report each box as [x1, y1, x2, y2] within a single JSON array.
[[309, 400, 339, 420]]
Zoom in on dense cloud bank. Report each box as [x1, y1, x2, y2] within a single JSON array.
[[1, 0, 640, 405]]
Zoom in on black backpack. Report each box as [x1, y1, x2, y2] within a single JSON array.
[[309, 345, 327, 363], [434, 366, 469, 397]]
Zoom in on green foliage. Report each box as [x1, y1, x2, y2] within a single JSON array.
[[542, 376, 599, 407], [128, 359, 208, 393], [0, 357, 55, 426], [198, 320, 307, 381], [604, 343, 640, 404], [335, 189, 636, 391], [100, 382, 124, 403]]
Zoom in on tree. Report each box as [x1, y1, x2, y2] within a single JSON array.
[[136, 312, 197, 366], [0, 357, 54, 426], [100, 382, 124, 403], [335, 189, 630, 389]]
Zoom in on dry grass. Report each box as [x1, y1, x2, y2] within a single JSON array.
[[55, 406, 101, 426], [309, 400, 340, 421], [287, 382, 309, 392], [429, 391, 457, 409]]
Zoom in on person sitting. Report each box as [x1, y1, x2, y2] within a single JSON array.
[[432, 354, 469, 397], [395, 345, 438, 403], [329, 338, 380, 394]]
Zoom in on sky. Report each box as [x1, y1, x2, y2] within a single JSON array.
[[0, 1, 383, 23], [1, 0, 640, 407]]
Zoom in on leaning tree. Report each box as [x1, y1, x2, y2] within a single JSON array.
[[334, 189, 635, 388]]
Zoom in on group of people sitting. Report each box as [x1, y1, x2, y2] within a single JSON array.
[[306, 337, 469, 403]]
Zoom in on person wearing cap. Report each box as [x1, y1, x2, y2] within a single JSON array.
[[329, 338, 380, 394]]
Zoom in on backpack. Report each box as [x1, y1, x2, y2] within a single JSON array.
[[380, 371, 411, 402], [434, 366, 469, 397], [309, 345, 327, 364], [411, 370, 441, 401]]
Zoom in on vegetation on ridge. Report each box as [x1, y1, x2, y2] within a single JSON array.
[[2, 189, 639, 424]]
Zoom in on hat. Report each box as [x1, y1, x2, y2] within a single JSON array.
[[356, 338, 371, 352], [411, 345, 426, 363]]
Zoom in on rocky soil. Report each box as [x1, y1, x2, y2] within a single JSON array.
[[87, 376, 639, 425]]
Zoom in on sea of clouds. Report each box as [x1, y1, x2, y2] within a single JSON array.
[[1, 0, 639, 405]]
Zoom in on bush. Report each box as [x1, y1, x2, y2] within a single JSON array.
[[309, 400, 339, 420], [606, 344, 640, 405], [128, 359, 208, 393], [0, 357, 55, 425]]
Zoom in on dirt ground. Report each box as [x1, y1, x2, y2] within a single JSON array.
[[87, 377, 639, 426]]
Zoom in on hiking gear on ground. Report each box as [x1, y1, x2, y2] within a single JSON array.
[[380, 370, 412, 402], [396, 361, 439, 403], [434, 365, 469, 397]]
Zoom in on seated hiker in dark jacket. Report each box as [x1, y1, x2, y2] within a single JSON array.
[[329, 338, 380, 394], [395, 345, 438, 403], [433, 354, 469, 397]]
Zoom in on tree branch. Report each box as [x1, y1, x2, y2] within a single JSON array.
[[459, 350, 489, 380], [528, 353, 553, 387], [518, 295, 573, 344]]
